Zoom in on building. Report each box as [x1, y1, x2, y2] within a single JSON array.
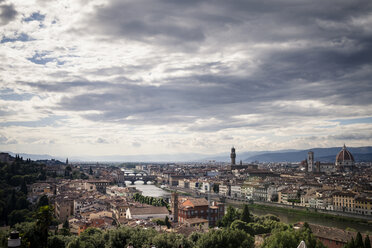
[[126, 206, 169, 220], [219, 184, 230, 197], [184, 218, 209, 230], [171, 192, 178, 222], [354, 196, 372, 216], [230, 185, 242, 198], [278, 189, 298, 204], [230, 147, 236, 165], [55, 196, 74, 222], [295, 223, 372, 248], [332, 191, 356, 213], [307, 151, 314, 172], [111, 201, 129, 223], [178, 197, 224, 226], [335, 144, 355, 172]]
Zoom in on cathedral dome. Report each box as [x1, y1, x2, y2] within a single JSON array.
[[335, 145, 355, 170], [336, 144, 354, 163]]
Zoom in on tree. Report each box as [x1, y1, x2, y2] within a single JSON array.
[[231, 220, 254, 235], [14, 221, 41, 247], [262, 226, 325, 248], [189, 232, 202, 244], [355, 232, 365, 248], [8, 209, 32, 226], [36, 205, 54, 247], [196, 228, 254, 248], [89, 166, 93, 175], [365, 235, 371, 248], [240, 204, 251, 223], [38, 195, 49, 207], [218, 206, 240, 227], [213, 184, 219, 193], [48, 235, 74, 248], [152, 232, 192, 248], [165, 216, 171, 229], [20, 179, 28, 195], [60, 220, 70, 236]]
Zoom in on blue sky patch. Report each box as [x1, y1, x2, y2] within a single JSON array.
[[331, 117, 372, 125], [1, 33, 33, 43], [0, 88, 34, 101], [23, 12, 45, 22], [27, 51, 65, 65]]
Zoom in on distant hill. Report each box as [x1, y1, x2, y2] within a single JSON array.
[[244, 146, 372, 163], [3, 146, 372, 163]]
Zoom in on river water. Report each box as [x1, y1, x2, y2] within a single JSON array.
[[250, 207, 372, 234], [125, 181, 170, 198]]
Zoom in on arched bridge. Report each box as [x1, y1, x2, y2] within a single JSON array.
[[123, 171, 156, 185]]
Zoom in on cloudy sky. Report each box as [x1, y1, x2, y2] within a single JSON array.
[[1, 0, 372, 158]]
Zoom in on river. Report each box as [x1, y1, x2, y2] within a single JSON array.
[[125, 181, 170, 198], [249, 207, 372, 234]]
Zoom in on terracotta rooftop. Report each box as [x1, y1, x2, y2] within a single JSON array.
[[128, 206, 169, 216], [184, 218, 209, 225], [181, 198, 208, 207]]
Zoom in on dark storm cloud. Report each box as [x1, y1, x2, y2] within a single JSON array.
[[23, 0, 372, 131], [88, 0, 206, 49], [0, 3, 17, 25]]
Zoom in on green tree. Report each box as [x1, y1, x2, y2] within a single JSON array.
[[218, 206, 240, 227], [365, 235, 371, 248], [165, 216, 171, 229], [8, 209, 32, 226], [355, 232, 365, 248], [152, 232, 192, 248], [262, 225, 325, 248], [38, 195, 49, 207], [77, 227, 105, 248], [189, 232, 202, 244], [240, 204, 251, 223], [35, 205, 54, 247], [14, 221, 41, 247], [213, 184, 219, 193], [196, 228, 254, 248], [231, 220, 254, 235], [48, 235, 75, 248], [20, 179, 28, 195], [60, 220, 71, 236], [106, 227, 132, 248]]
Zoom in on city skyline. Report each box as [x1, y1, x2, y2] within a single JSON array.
[[1, 0, 372, 157]]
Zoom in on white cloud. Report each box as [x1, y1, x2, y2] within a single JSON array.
[[0, 0, 371, 158]]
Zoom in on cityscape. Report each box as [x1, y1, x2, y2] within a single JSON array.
[[0, 145, 371, 247], [1, 0, 372, 247]]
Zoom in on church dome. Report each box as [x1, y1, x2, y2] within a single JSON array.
[[335, 144, 354, 164]]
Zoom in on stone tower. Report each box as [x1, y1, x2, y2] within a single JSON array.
[[307, 151, 314, 172], [171, 192, 178, 223], [230, 147, 236, 165]]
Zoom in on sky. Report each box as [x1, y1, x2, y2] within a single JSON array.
[[1, 0, 372, 159]]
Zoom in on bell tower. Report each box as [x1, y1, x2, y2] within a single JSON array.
[[171, 192, 178, 223], [230, 147, 236, 165]]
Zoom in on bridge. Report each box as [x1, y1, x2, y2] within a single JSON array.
[[121, 171, 156, 185]]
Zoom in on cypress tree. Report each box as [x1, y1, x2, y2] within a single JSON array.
[[20, 179, 28, 195], [240, 204, 251, 223], [365, 235, 371, 248], [356, 232, 364, 248]]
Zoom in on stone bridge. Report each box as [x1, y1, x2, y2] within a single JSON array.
[[123, 171, 156, 185]]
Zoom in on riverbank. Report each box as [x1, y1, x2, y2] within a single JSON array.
[[248, 203, 371, 224], [227, 202, 372, 233]]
